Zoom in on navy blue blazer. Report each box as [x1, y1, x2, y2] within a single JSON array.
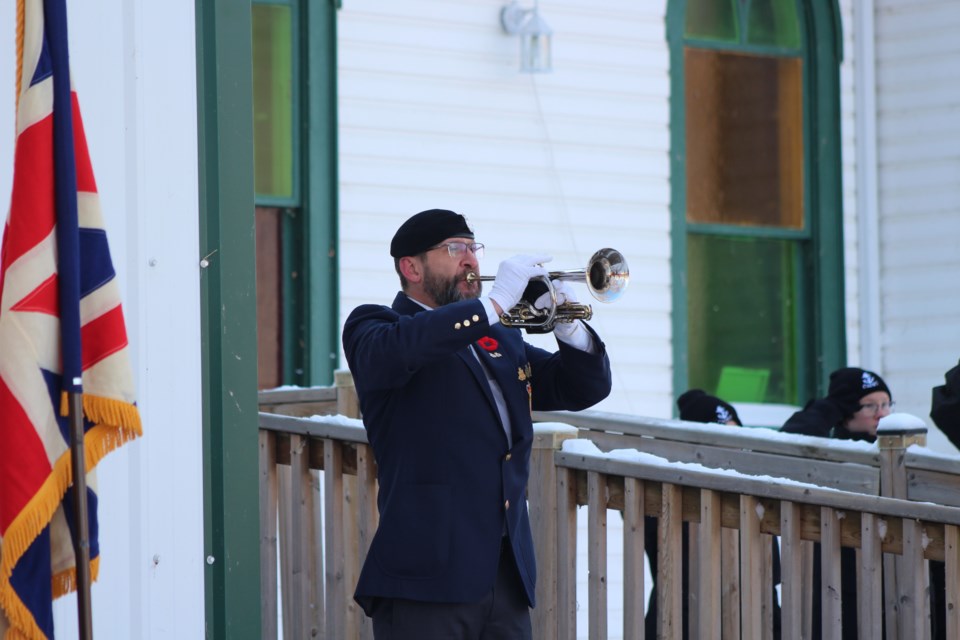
[[342, 292, 611, 615]]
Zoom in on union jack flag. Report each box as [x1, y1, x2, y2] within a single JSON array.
[[0, 0, 143, 637]]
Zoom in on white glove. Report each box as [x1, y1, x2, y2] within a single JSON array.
[[533, 279, 578, 310], [542, 280, 593, 348], [487, 254, 552, 314]]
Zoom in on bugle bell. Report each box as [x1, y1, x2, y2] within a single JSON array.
[[466, 247, 628, 333]]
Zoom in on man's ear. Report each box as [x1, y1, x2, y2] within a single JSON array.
[[399, 256, 423, 283]]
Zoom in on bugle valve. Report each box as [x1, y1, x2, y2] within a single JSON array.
[[465, 247, 628, 333]]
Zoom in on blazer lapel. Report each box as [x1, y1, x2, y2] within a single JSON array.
[[457, 346, 499, 417]]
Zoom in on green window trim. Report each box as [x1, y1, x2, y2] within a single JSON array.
[[302, 0, 340, 387], [668, 0, 846, 410]]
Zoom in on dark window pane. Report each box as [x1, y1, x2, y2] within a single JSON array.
[[685, 0, 739, 42], [685, 48, 804, 229], [747, 0, 801, 48], [252, 5, 294, 199], [686, 234, 801, 405]]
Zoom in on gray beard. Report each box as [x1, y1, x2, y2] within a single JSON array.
[[423, 270, 482, 307]]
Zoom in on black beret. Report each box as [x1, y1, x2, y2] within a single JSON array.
[[390, 209, 475, 258], [677, 389, 742, 426]]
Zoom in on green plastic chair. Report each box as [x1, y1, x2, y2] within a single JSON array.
[[715, 366, 770, 404]]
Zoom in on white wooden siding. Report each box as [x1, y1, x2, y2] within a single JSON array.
[[874, 0, 960, 451]]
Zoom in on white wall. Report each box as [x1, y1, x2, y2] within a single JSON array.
[[1, 1, 206, 637], [873, 0, 960, 452]]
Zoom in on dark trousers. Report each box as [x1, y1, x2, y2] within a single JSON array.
[[371, 542, 532, 640]]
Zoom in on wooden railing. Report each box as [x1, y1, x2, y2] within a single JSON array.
[[258, 381, 960, 639], [258, 372, 373, 640]]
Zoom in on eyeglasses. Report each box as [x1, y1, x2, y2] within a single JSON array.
[[859, 401, 895, 415], [428, 241, 485, 259]]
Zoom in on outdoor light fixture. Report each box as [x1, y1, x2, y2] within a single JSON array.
[[500, 1, 552, 73]]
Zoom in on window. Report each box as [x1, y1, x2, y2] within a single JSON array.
[[669, 0, 845, 407], [253, 3, 297, 202], [252, 0, 339, 389]]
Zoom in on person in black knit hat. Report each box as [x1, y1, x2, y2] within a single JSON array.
[[781, 367, 892, 441], [676, 388, 741, 425], [643, 390, 781, 639], [780, 367, 893, 640]]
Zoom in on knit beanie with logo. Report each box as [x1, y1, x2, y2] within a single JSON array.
[[677, 389, 742, 426], [827, 367, 891, 416]]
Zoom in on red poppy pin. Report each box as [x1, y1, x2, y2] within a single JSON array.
[[478, 336, 498, 352]]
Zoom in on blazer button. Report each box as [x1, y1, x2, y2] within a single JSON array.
[[504, 500, 510, 510], [455, 322, 462, 329], [472, 314, 480, 322], [464, 319, 471, 327], [504, 453, 512, 461]]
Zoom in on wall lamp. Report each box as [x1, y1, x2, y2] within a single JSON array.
[[500, 1, 553, 73]]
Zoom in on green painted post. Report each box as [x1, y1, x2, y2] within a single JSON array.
[[196, 1, 261, 638], [667, 0, 688, 411]]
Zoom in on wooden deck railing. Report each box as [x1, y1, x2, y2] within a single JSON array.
[[258, 380, 960, 639]]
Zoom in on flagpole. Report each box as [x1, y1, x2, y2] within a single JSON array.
[[68, 389, 94, 640]]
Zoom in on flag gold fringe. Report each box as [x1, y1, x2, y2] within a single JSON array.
[[15, 0, 24, 108], [83, 395, 143, 438], [52, 557, 100, 600], [0, 398, 141, 640], [59, 394, 143, 440], [0, 452, 74, 639]]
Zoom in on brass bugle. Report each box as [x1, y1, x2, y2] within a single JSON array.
[[465, 248, 628, 331]]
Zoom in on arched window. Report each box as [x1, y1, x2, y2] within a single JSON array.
[[669, 0, 845, 408]]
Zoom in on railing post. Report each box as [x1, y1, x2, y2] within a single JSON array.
[[529, 422, 579, 640], [324, 438, 346, 640], [698, 489, 722, 640], [259, 429, 279, 640], [877, 426, 927, 499], [335, 369, 359, 418], [659, 483, 683, 640], [739, 495, 762, 639], [879, 425, 927, 639], [945, 525, 960, 639], [587, 471, 609, 639], [335, 368, 362, 638]]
